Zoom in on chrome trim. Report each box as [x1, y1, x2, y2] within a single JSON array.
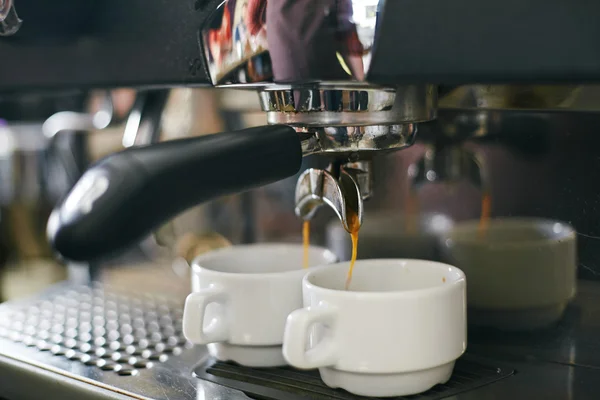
[[215, 84, 600, 113], [216, 81, 387, 91], [295, 167, 364, 232], [345, 160, 372, 200], [299, 123, 417, 157], [258, 84, 436, 126]]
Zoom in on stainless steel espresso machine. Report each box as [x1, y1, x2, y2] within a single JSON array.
[[1, 0, 600, 399]]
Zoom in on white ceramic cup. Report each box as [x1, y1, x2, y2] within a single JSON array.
[[282, 259, 467, 397], [440, 218, 577, 330], [183, 243, 337, 367]]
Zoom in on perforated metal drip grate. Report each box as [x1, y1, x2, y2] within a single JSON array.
[[0, 284, 191, 376], [194, 356, 514, 400]]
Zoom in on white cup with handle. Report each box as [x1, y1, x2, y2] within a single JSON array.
[[183, 243, 337, 367], [282, 259, 467, 397], [440, 217, 577, 330]]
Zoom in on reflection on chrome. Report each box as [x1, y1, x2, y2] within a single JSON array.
[[257, 84, 436, 126], [554, 222, 564, 234], [299, 124, 416, 156], [202, 0, 383, 85]]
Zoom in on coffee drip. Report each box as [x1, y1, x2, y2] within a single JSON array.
[[301, 209, 360, 289], [302, 220, 310, 269], [345, 207, 360, 290], [478, 191, 492, 237]]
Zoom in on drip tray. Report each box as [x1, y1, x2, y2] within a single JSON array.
[[193, 355, 514, 400]]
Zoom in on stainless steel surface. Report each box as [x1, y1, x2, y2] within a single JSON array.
[[256, 84, 436, 126], [299, 123, 417, 158], [344, 160, 372, 200], [409, 145, 488, 190], [277, 84, 420, 231], [0, 0, 21, 36], [0, 281, 249, 400], [295, 166, 363, 232], [261, 82, 419, 233]]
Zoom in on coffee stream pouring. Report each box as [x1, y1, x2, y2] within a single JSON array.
[[47, 0, 438, 262]]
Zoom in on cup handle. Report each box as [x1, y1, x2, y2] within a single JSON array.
[[183, 285, 229, 344], [283, 303, 339, 369]]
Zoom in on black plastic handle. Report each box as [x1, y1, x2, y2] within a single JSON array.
[[47, 125, 302, 262]]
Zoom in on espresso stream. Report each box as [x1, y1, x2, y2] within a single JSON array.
[[405, 191, 419, 235], [301, 191, 489, 289], [345, 208, 360, 290], [301, 210, 360, 289], [302, 220, 310, 269], [478, 191, 492, 237]]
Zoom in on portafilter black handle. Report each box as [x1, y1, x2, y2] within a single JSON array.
[[47, 125, 302, 262]]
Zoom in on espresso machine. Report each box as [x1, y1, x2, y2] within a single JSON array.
[[1, 0, 600, 399]]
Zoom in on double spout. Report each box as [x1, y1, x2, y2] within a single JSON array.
[[294, 161, 371, 232]]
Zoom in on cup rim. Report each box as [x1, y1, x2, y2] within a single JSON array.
[[442, 217, 575, 249], [191, 243, 337, 278], [303, 258, 466, 298]]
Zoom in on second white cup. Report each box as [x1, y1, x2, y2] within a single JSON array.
[[283, 259, 467, 397], [183, 243, 337, 367]]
